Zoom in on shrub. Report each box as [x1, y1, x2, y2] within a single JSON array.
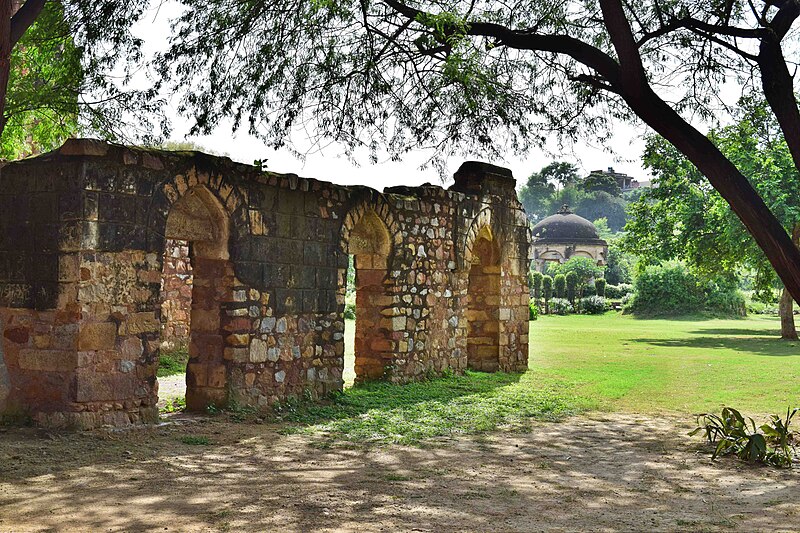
[[580, 295, 606, 314], [595, 278, 606, 297], [549, 298, 573, 315], [529, 299, 538, 320], [554, 274, 566, 299], [343, 302, 356, 320], [565, 271, 578, 305], [628, 264, 746, 317], [542, 275, 553, 314], [605, 283, 633, 299], [530, 271, 543, 300]]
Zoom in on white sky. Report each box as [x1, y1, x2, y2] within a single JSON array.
[[135, 3, 652, 190]]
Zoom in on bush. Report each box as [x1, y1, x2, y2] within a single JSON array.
[[627, 264, 746, 317], [344, 302, 356, 320], [605, 283, 633, 299], [595, 278, 606, 297], [554, 274, 566, 299], [529, 299, 538, 320], [580, 295, 606, 314], [549, 298, 573, 315]]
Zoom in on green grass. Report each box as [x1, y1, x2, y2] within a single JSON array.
[[157, 346, 189, 378], [530, 312, 800, 415], [278, 370, 593, 446], [180, 435, 211, 446]]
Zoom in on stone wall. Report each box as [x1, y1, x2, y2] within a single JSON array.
[[0, 139, 531, 428], [160, 239, 192, 349]]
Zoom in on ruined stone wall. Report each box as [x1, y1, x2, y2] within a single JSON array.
[[0, 139, 530, 428]]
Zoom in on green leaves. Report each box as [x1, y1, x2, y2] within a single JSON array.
[[691, 406, 797, 467]]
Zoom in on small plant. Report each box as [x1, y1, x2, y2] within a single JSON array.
[[529, 299, 538, 320], [549, 297, 573, 315], [580, 295, 606, 314], [160, 396, 186, 414], [343, 302, 356, 320], [180, 435, 211, 446], [690, 406, 797, 467]]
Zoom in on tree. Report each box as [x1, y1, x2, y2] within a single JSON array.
[[157, 0, 800, 302], [576, 191, 628, 232], [0, 1, 163, 154], [548, 257, 606, 300], [623, 98, 800, 338], [530, 270, 543, 304], [582, 171, 622, 196], [519, 169, 556, 222]]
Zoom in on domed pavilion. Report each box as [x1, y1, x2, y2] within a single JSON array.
[[531, 205, 608, 272]]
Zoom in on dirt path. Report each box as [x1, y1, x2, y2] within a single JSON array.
[[1, 413, 798, 532]]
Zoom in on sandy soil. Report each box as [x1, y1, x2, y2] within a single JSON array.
[[0, 413, 798, 532]]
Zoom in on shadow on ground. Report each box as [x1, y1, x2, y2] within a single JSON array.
[[1, 413, 798, 532], [631, 335, 799, 357]]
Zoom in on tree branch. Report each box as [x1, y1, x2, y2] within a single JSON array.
[[10, 0, 45, 46]]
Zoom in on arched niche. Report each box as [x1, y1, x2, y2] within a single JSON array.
[[466, 226, 502, 372], [161, 185, 232, 411], [344, 208, 394, 383]]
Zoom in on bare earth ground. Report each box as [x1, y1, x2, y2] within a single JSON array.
[[1, 413, 798, 532]]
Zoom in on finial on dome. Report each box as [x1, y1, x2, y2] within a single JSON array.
[[557, 204, 572, 214]]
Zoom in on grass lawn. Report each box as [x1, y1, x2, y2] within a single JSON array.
[[530, 312, 800, 415]]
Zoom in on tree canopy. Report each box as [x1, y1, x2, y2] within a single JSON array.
[[155, 0, 800, 301], [0, 0, 164, 158]]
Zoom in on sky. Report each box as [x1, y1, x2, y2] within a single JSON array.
[[134, 3, 652, 191]]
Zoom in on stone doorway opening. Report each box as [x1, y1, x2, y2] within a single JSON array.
[[343, 208, 392, 385], [466, 227, 501, 372], [158, 185, 231, 411]]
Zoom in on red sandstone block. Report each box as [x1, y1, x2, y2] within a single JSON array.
[[74, 372, 135, 402]]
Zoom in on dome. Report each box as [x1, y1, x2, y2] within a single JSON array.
[[531, 205, 605, 243]]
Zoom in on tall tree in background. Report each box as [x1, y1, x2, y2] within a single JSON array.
[[0, 0, 163, 158], [157, 0, 800, 302], [624, 98, 800, 339]]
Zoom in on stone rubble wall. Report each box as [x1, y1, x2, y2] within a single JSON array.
[[0, 139, 531, 428]]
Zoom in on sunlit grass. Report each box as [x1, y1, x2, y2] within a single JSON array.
[[529, 312, 800, 415]]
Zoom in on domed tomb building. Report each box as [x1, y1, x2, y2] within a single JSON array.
[[531, 205, 608, 272]]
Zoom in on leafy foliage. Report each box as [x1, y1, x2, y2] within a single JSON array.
[[691, 407, 797, 467], [547, 257, 605, 301], [580, 295, 606, 314], [595, 278, 606, 297], [623, 98, 800, 300], [553, 274, 566, 299], [582, 171, 621, 196], [549, 297, 573, 315], [529, 299, 538, 320], [627, 264, 745, 317]]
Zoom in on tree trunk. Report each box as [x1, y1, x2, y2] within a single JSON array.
[[597, 0, 800, 306], [619, 87, 800, 306], [779, 288, 797, 340], [779, 223, 800, 339]]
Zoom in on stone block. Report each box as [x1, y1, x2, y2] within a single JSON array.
[[120, 312, 160, 335], [18, 349, 78, 372], [74, 371, 135, 402], [77, 322, 117, 351], [250, 338, 268, 363]]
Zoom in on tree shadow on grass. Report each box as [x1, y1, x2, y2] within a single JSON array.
[[688, 328, 782, 337], [631, 336, 799, 357]]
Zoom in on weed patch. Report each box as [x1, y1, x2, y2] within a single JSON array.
[[180, 435, 211, 446]]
